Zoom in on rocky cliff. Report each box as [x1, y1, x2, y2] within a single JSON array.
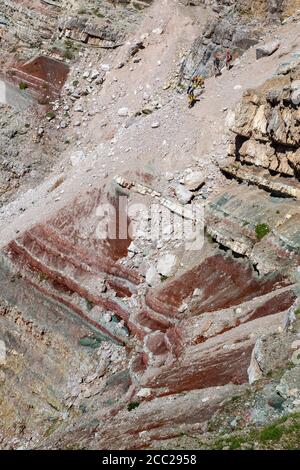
[[0, 0, 300, 451], [180, 0, 300, 81]]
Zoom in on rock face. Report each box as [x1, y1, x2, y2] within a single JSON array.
[[224, 64, 300, 184], [0, 0, 154, 69], [1, 0, 300, 452], [180, 0, 285, 81], [0, 172, 297, 448], [217, 65, 300, 276]]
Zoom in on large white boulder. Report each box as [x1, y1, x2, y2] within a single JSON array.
[[173, 184, 193, 205], [183, 171, 205, 191], [146, 265, 161, 287], [157, 253, 178, 278]]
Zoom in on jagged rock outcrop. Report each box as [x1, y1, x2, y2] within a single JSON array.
[[180, 0, 300, 81], [212, 64, 300, 275], [0, 0, 154, 61], [1, 0, 300, 451], [223, 63, 300, 185], [0, 168, 298, 448]]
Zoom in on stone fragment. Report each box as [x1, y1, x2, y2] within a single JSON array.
[[291, 349, 300, 366], [152, 28, 163, 35], [173, 184, 193, 205], [193, 288, 203, 297], [151, 121, 160, 128], [239, 139, 276, 170], [90, 70, 99, 80], [103, 313, 112, 323], [247, 345, 263, 385], [118, 107, 130, 117], [277, 365, 300, 399], [256, 41, 280, 60], [146, 265, 161, 287], [128, 242, 138, 254], [291, 89, 300, 106], [74, 103, 83, 112], [183, 172, 205, 191], [100, 64, 110, 72], [70, 150, 86, 167], [157, 253, 178, 278]]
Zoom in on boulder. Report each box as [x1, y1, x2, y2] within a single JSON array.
[[173, 183, 194, 205], [277, 365, 300, 400], [183, 172, 205, 191], [256, 40, 280, 60], [146, 265, 161, 287], [291, 89, 300, 106], [157, 253, 178, 278]]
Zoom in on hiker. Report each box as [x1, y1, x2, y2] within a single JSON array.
[[187, 75, 205, 108], [225, 49, 233, 70], [213, 53, 222, 77]]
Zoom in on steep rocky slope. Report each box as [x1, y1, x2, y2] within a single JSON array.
[[180, 0, 300, 81], [0, 0, 300, 450]]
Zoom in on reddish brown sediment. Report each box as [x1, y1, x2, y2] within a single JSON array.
[[2, 0, 300, 452], [2, 184, 295, 409], [24, 276, 127, 344], [248, 289, 296, 321], [30, 224, 142, 285], [145, 254, 290, 319], [6, 56, 69, 103], [136, 309, 174, 332]]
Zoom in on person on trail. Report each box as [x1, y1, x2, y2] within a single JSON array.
[[213, 53, 222, 77], [225, 49, 233, 70], [187, 75, 205, 108]]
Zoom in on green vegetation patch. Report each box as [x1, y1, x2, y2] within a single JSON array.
[[259, 423, 285, 443], [255, 223, 270, 241], [210, 413, 300, 450], [127, 402, 140, 412], [19, 82, 28, 90], [79, 336, 101, 349], [63, 49, 74, 60], [46, 111, 55, 120]]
